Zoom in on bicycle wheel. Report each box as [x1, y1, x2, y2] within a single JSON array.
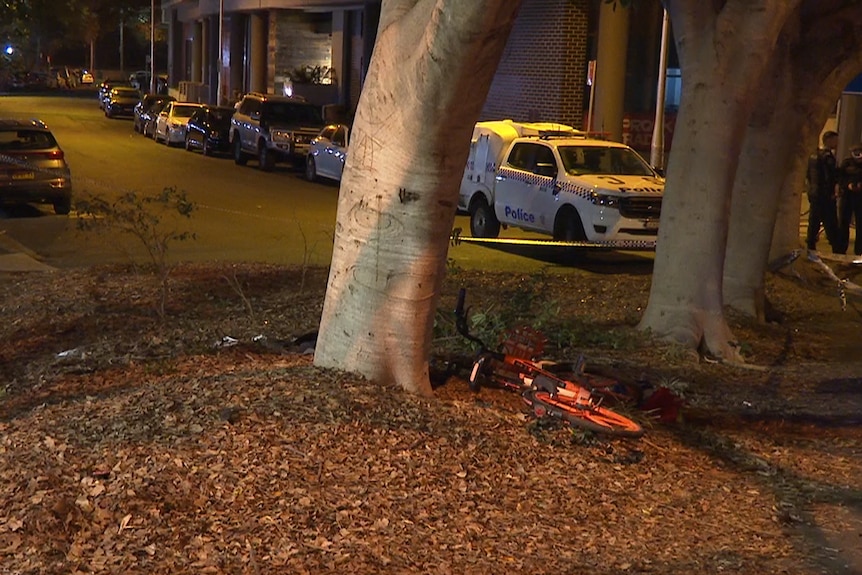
[[525, 390, 644, 438]]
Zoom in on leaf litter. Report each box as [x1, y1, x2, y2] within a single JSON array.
[[0, 260, 860, 574]]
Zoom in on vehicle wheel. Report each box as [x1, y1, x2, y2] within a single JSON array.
[[305, 157, 318, 182], [233, 138, 248, 166], [553, 208, 587, 242], [53, 198, 71, 215], [469, 197, 500, 238], [258, 143, 274, 171]]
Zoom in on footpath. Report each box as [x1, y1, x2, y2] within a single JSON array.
[[0, 230, 55, 272]]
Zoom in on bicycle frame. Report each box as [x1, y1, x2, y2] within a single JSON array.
[[454, 287, 644, 438]]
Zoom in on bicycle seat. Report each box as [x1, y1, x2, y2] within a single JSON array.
[[532, 374, 560, 394]]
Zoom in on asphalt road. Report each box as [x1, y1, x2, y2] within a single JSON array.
[[0, 94, 654, 274]]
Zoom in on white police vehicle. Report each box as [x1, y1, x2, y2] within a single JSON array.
[[458, 120, 664, 242]]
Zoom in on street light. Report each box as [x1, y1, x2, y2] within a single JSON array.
[[150, 0, 156, 94], [650, 9, 670, 171], [217, 0, 224, 105]]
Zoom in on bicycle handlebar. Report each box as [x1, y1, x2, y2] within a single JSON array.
[[454, 287, 490, 351], [455, 288, 466, 317]]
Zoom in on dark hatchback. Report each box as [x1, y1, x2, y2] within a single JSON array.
[[0, 119, 72, 214], [104, 87, 141, 119], [184, 106, 235, 156]]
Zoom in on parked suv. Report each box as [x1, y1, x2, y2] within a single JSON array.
[[230, 92, 325, 171], [0, 119, 72, 214]]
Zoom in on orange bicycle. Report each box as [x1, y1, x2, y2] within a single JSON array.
[[455, 289, 644, 438]]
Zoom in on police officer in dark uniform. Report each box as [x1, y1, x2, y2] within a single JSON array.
[[837, 142, 862, 256], [806, 130, 841, 256]]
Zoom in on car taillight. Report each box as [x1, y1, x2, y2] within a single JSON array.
[[45, 150, 64, 160]]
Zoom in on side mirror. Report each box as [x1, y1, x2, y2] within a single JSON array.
[[534, 163, 557, 178], [652, 166, 665, 177]]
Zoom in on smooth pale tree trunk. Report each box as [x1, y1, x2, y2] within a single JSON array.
[[640, 1, 797, 360], [314, 0, 522, 395], [723, 35, 798, 319], [726, 7, 862, 317], [770, 157, 809, 261]]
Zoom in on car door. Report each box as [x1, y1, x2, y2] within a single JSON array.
[[329, 125, 349, 180], [187, 109, 204, 146], [313, 126, 337, 178], [494, 142, 554, 231], [236, 99, 258, 150], [156, 102, 172, 140], [525, 144, 563, 235]]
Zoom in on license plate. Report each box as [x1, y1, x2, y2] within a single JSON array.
[[643, 219, 659, 230], [12, 171, 35, 180]]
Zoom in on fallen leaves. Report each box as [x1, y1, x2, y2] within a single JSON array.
[[0, 263, 860, 574]]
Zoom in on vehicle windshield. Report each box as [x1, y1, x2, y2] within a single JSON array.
[[558, 145, 655, 176], [171, 105, 200, 119], [0, 129, 57, 151], [113, 88, 139, 97], [262, 101, 323, 125]]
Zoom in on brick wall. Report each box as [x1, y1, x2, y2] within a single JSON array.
[[481, 0, 589, 128]]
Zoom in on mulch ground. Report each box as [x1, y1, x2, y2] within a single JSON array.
[[1, 260, 860, 574]]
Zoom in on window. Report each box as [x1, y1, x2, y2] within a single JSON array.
[[558, 145, 653, 176], [0, 130, 56, 151], [320, 126, 336, 140], [506, 143, 555, 174], [507, 143, 537, 170], [333, 126, 347, 147]]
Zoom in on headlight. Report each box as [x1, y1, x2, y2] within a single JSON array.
[[589, 192, 619, 208], [271, 130, 290, 143]]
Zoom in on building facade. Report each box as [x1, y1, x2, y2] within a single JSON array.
[[160, 0, 671, 149]]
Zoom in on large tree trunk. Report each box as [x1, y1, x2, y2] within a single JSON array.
[[314, 0, 522, 395], [770, 157, 809, 261], [639, 1, 797, 360], [723, 31, 798, 319], [726, 6, 862, 317]]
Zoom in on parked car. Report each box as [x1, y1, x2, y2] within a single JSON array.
[[130, 71, 169, 94], [104, 87, 141, 118], [0, 118, 72, 214], [134, 94, 175, 133], [141, 101, 170, 139], [8, 72, 52, 92], [230, 91, 325, 171], [129, 70, 149, 90], [97, 79, 127, 109], [184, 105, 235, 156], [306, 123, 350, 183], [153, 102, 203, 146]]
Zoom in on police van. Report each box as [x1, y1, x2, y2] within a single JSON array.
[[458, 120, 664, 242]]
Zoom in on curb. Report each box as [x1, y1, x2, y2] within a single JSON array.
[[0, 231, 55, 272]]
